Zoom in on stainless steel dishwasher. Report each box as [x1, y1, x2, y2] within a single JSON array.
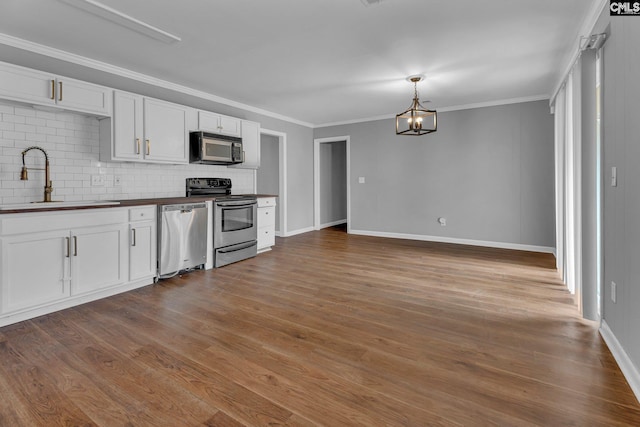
[[158, 202, 208, 277]]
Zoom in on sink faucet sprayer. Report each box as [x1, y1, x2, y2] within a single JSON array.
[[20, 146, 53, 202]]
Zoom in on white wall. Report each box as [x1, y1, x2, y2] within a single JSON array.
[[0, 100, 254, 204]]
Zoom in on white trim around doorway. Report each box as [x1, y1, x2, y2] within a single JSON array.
[[260, 128, 288, 237], [313, 136, 351, 233]]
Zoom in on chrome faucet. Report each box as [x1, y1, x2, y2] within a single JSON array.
[[20, 146, 53, 202]]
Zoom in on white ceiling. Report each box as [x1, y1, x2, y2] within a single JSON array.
[[0, 0, 598, 126]]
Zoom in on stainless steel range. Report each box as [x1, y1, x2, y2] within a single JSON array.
[[186, 178, 257, 267]]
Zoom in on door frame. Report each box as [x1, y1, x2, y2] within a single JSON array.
[[313, 136, 351, 233], [259, 128, 287, 237]]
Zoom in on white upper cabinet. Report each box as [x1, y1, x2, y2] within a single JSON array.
[[111, 91, 144, 161], [0, 61, 111, 116], [198, 111, 241, 136], [230, 120, 260, 169], [144, 98, 189, 163], [101, 91, 192, 164]]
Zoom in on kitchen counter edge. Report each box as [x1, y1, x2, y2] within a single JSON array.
[[0, 195, 278, 214]]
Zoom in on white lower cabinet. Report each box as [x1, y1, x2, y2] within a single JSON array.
[[0, 206, 157, 327], [1, 229, 71, 313], [129, 206, 157, 282], [70, 223, 128, 295], [257, 197, 277, 253]]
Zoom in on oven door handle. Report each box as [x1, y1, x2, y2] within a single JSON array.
[[216, 200, 257, 207], [217, 241, 257, 254]]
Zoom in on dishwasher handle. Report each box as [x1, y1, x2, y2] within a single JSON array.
[[161, 203, 206, 213]]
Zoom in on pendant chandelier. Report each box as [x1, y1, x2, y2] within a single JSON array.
[[395, 76, 437, 136]]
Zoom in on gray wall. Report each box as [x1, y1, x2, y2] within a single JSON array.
[[598, 14, 640, 377], [319, 140, 347, 226], [257, 134, 280, 232], [314, 100, 555, 248]]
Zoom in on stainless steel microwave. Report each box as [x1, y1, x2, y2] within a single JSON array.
[[189, 131, 243, 165]]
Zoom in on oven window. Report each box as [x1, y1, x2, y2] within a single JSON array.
[[222, 207, 254, 232]]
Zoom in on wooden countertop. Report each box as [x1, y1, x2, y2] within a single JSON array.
[[0, 194, 278, 214]]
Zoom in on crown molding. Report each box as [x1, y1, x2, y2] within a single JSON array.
[[0, 32, 315, 128], [314, 94, 550, 128]]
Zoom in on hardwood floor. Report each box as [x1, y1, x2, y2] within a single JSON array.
[[1, 226, 639, 426]]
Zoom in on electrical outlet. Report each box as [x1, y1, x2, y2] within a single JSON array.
[[91, 174, 106, 186], [611, 281, 617, 303], [358, 177, 365, 184], [114, 175, 122, 186]]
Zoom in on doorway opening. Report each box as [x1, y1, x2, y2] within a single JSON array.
[[257, 129, 287, 237], [314, 136, 350, 233]]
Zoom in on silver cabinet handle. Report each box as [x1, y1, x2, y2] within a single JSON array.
[[59, 81, 63, 101], [136, 138, 141, 154], [131, 228, 137, 246], [50, 80, 55, 100], [65, 237, 70, 257], [146, 139, 150, 155], [73, 235, 77, 256]]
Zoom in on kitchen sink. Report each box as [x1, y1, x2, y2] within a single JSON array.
[[0, 201, 121, 211]]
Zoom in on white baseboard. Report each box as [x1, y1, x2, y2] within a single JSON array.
[[284, 226, 315, 237], [318, 219, 347, 230], [348, 229, 555, 254], [600, 320, 640, 403]]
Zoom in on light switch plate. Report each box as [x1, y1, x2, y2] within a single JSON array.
[[611, 281, 617, 303], [358, 177, 365, 184], [611, 166, 617, 187]]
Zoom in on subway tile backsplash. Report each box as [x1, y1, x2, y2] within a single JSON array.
[[0, 101, 254, 205]]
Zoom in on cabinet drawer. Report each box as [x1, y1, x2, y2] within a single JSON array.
[[258, 227, 275, 249], [129, 206, 156, 222], [258, 206, 275, 227], [258, 197, 276, 208]]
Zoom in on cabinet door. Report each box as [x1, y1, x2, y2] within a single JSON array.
[[0, 230, 70, 313], [71, 224, 128, 295], [231, 120, 260, 169], [144, 98, 188, 163], [129, 221, 157, 281], [198, 111, 241, 136], [56, 78, 112, 116], [219, 115, 241, 136], [257, 205, 276, 251], [113, 91, 144, 161], [0, 62, 55, 107], [257, 227, 275, 251]]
